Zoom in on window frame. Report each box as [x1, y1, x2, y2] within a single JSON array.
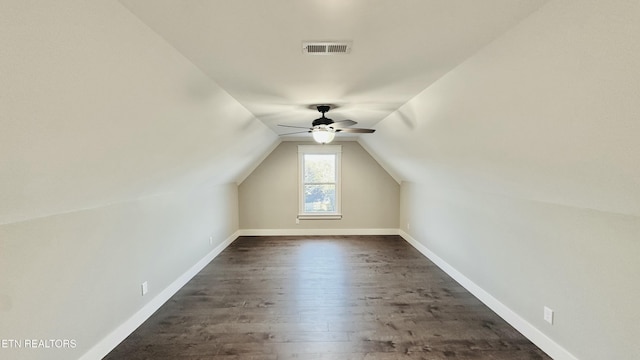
[[297, 145, 342, 220]]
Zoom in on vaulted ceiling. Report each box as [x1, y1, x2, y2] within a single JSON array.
[[2, 0, 558, 224], [119, 0, 548, 139]]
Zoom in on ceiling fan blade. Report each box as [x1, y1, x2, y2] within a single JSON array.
[[332, 119, 357, 128], [336, 128, 375, 133], [279, 130, 311, 136], [278, 124, 312, 130]]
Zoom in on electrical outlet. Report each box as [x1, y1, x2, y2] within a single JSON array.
[[296, 218, 300, 224], [544, 306, 554, 324], [407, 223, 410, 230], [141, 281, 148, 296], [209, 236, 213, 245]]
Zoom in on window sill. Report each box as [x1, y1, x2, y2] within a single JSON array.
[[297, 214, 343, 220]]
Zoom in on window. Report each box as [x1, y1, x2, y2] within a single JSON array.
[[298, 145, 342, 219]]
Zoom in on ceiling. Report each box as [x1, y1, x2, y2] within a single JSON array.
[[119, 0, 548, 140]]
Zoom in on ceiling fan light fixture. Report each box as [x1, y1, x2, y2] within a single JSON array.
[[312, 125, 336, 144], [277, 105, 374, 140]]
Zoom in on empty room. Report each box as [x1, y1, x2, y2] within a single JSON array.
[[1, 1, 638, 359]]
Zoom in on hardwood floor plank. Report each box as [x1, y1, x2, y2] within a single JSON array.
[[104, 236, 550, 359]]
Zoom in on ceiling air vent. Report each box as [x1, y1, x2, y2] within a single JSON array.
[[303, 41, 352, 55]]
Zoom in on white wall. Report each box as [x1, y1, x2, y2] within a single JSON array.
[[0, 184, 238, 360], [0, 1, 276, 359], [362, 0, 640, 359], [239, 141, 399, 233]]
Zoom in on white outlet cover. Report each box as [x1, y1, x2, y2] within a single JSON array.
[[141, 281, 148, 296], [544, 306, 554, 324]]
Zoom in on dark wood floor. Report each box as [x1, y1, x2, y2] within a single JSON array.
[[105, 235, 550, 359]]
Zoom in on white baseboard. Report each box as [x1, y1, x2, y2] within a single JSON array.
[[398, 230, 578, 360], [238, 228, 400, 236], [79, 230, 239, 360]]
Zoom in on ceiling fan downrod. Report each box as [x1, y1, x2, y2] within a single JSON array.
[[312, 105, 334, 127]]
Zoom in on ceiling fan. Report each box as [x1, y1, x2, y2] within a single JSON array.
[[278, 105, 375, 144]]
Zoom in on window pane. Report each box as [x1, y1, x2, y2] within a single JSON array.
[[304, 184, 336, 212], [304, 154, 335, 183]]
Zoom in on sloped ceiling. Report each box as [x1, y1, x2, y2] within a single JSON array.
[[119, 0, 548, 137], [360, 0, 640, 216], [1, 0, 551, 224], [0, 1, 278, 224]]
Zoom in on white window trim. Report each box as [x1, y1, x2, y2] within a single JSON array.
[[298, 145, 342, 220]]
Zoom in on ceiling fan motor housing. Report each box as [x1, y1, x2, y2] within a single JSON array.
[[312, 105, 334, 126], [312, 117, 334, 127]]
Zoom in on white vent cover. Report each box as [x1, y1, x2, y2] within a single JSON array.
[[303, 41, 352, 55]]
